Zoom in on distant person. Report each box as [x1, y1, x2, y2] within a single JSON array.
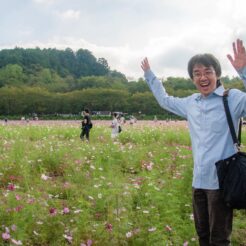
[[120, 114, 126, 125], [80, 108, 92, 141], [111, 112, 119, 139], [4, 118, 8, 124], [129, 116, 135, 125], [141, 39, 246, 245], [118, 114, 122, 133]]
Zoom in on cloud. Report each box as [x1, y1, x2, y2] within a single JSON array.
[[33, 0, 57, 4], [56, 9, 80, 20], [2, 0, 246, 79]]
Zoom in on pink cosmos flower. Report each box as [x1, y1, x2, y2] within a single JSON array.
[[15, 195, 21, 201], [7, 183, 15, 191], [11, 225, 17, 231], [105, 223, 113, 232], [27, 198, 35, 204], [41, 174, 49, 180], [49, 207, 57, 216], [63, 207, 70, 214], [2, 232, 10, 240], [63, 234, 73, 243], [15, 206, 23, 212], [87, 239, 93, 246], [183, 241, 189, 246]]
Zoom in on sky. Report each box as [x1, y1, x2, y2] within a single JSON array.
[[1, 0, 246, 80]]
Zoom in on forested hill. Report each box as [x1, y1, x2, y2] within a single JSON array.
[[0, 47, 244, 116], [0, 47, 121, 78]]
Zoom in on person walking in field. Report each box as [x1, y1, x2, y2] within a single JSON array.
[[141, 39, 246, 246], [111, 112, 120, 139], [80, 108, 92, 142]]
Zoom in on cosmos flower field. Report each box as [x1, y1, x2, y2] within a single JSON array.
[[0, 120, 245, 245]]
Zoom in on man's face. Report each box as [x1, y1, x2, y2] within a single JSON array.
[[192, 64, 219, 97]]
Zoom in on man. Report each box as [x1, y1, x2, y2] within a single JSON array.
[[80, 108, 92, 141], [141, 39, 246, 245]]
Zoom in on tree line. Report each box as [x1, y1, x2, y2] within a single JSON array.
[[0, 47, 244, 117]]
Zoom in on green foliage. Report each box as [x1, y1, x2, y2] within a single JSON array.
[[0, 47, 245, 116], [0, 122, 245, 245]]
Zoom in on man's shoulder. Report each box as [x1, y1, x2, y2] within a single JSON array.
[[185, 93, 200, 101]]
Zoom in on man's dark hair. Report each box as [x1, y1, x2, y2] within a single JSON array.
[[84, 108, 89, 113], [187, 53, 222, 79]]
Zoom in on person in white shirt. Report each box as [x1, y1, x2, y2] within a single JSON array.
[[111, 112, 119, 139]]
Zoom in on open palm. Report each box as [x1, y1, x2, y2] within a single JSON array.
[[227, 39, 246, 71]]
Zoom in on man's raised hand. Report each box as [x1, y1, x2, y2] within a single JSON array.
[[141, 57, 150, 72], [227, 39, 246, 71]]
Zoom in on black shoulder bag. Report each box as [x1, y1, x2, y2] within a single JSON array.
[[215, 90, 246, 209]]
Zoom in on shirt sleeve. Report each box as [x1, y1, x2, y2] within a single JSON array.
[[144, 69, 188, 118], [237, 66, 246, 87], [230, 66, 246, 118]]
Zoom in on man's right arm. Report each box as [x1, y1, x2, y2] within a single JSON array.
[[141, 58, 188, 118]]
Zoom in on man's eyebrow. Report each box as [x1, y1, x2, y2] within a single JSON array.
[[193, 67, 213, 72]]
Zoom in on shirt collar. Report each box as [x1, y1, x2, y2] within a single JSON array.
[[195, 85, 225, 101]]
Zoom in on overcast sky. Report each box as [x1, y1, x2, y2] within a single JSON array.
[[1, 0, 246, 79]]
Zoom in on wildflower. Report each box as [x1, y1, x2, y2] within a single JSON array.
[[142, 210, 149, 214], [27, 198, 35, 204], [7, 183, 15, 191], [63, 234, 73, 243], [15, 195, 21, 201], [74, 209, 83, 214], [165, 225, 172, 232], [146, 162, 154, 171], [11, 225, 17, 231], [183, 241, 189, 246], [87, 239, 93, 246], [11, 239, 22, 245], [2, 232, 10, 240], [63, 207, 70, 214], [148, 227, 156, 232], [15, 205, 23, 212], [126, 231, 133, 238], [105, 223, 113, 232], [41, 174, 49, 180], [49, 207, 57, 216]]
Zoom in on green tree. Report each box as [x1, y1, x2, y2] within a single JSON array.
[[0, 64, 25, 87]]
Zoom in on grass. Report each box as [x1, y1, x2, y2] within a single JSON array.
[[0, 121, 245, 245]]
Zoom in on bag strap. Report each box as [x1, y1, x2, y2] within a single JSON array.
[[222, 89, 242, 150]]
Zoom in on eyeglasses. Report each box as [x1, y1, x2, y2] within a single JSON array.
[[192, 69, 215, 79]]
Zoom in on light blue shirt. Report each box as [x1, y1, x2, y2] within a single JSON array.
[[144, 67, 246, 189]]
